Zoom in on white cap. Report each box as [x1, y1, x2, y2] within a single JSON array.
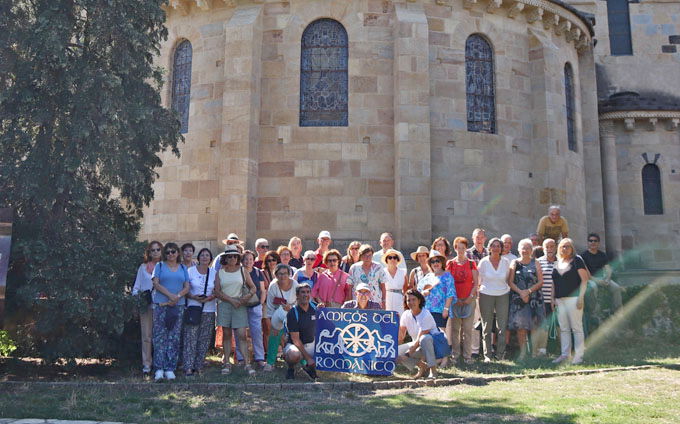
[[318, 230, 331, 239]]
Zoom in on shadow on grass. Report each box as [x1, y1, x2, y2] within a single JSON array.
[[0, 382, 581, 424]]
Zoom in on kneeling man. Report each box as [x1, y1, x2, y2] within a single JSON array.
[[284, 283, 318, 380]]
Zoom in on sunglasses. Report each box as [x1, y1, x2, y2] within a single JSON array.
[[258, 245, 269, 249], [165, 250, 177, 255], [150, 248, 161, 252], [225, 254, 239, 259], [588, 239, 599, 243], [386, 256, 399, 260], [304, 257, 315, 261], [430, 259, 442, 264], [350, 247, 359, 251], [326, 258, 339, 263], [266, 259, 278, 263]]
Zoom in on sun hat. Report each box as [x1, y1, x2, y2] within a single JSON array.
[[221, 233, 240, 245], [409, 245, 430, 261], [427, 249, 447, 265], [355, 283, 371, 293], [318, 230, 331, 239], [223, 244, 242, 256], [381, 248, 404, 266]]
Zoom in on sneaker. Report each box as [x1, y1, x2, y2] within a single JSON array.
[[221, 365, 232, 375], [286, 367, 295, 380], [571, 358, 584, 365], [245, 365, 256, 376], [154, 370, 164, 381], [142, 366, 151, 373], [164, 371, 176, 380], [262, 363, 274, 372], [302, 365, 317, 381], [552, 355, 569, 364], [483, 356, 492, 363], [428, 368, 438, 379]]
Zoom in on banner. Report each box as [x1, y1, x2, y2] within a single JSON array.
[[0, 208, 12, 328], [314, 308, 399, 376]]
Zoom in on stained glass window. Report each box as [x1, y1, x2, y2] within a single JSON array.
[[642, 164, 663, 215], [171, 40, 192, 134], [565, 63, 577, 152], [607, 0, 633, 56], [300, 19, 348, 127], [466, 34, 495, 134]]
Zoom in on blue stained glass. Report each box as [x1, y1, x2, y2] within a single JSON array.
[[300, 19, 348, 127], [564, 63, 576, 152], [642, 164, 663, 215], [466, 35, 495, 133], [172, 40, 192, 134]]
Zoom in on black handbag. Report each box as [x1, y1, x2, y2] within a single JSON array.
[[184, 268, 209, 325]]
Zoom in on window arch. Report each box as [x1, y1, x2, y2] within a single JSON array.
[[465, 34, 495, 133], [564, 63, 576, 152], [300, 18, 348, 127], [642, 164, 663, 215], [171, 40, 192, 134]]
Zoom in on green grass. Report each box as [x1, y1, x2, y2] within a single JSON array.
[[1, 367, 679, 423]]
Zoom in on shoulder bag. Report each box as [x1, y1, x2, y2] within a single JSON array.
[[241, 267, 261, 308], [184, 268, 209, 325]]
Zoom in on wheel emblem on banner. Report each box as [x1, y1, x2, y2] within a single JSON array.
[[340, 323, 375, 357]]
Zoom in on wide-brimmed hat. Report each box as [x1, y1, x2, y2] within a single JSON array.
[[381, 248, 404, 266], [222, 244, 242, 256], [427, 249, 447, 265], [221, 233, 241, 245], [410, 246, 430, 261]]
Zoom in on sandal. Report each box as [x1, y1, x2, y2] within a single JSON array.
[[221, 365, 232, 375]]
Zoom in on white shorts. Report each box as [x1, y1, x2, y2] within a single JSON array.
[[284, 342, 315, 357]]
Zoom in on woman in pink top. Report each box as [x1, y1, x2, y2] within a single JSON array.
[[312, 249, 351, 307]]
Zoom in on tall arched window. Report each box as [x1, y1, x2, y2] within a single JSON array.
[[564, 63, 576, 152], [642, 164, 663, 215], [466, 34, 495, 133], [171, 40, 192, 134], [300, 18, 348, 127]]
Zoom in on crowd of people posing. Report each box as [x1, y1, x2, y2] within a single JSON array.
[[132, 206, 620, 381]]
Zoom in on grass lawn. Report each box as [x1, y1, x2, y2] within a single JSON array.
[[0, 367, 678, 423]]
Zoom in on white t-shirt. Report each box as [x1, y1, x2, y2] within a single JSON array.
[[187, 266, 217, 312], [477, 256, 511, 296], [400, 309, 440, 340], [502, 253, 518, 262], [265, 279, 299, 318]]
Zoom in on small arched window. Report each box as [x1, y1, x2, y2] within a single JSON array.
[[171, 40, 193, 134], [642, 164, 663, 215], [465, 34, 495, 134], [300, 18, 348, 127], [564, 63, 576, 152]]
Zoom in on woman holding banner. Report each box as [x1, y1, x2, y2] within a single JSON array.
[[397, 289, 439, 379]]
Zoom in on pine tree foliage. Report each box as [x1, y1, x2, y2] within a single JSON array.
[[0, 0, 182, 361]]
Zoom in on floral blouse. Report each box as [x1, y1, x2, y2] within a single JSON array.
[[347, 262, 387, 304], [421, 271, 457, 314]]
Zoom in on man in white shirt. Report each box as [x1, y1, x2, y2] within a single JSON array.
[[372, 232, 407, 271], [501, 234, 518, 262]]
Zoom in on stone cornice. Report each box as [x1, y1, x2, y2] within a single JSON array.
[[599, 111, 680, 131], [162, 0, 592, 52]]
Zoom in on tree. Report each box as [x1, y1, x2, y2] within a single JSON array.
[[0, 0, 182, 361]]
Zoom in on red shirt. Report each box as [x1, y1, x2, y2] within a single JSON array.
[[446, 259, 477, 299], [313, 248, 328, 269]]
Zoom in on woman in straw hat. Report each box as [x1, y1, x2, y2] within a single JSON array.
[[408, 246, 430, 292], [381, 248, 408, 314]]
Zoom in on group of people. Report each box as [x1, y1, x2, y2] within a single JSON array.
[[132, 205, 621, 381]]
